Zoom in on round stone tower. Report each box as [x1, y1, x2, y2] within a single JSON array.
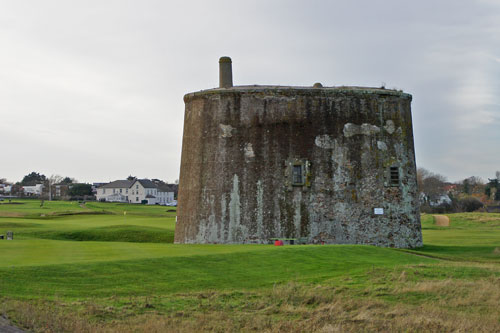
[[175, 57, 422, 248]]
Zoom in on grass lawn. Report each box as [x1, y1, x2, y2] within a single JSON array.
[[407, 213, 500, 262], [0, 199, 498, 332]]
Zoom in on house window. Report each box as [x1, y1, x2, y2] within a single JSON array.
[[113, 189, 116, 193], [389, 167, 400, 186], [136, 197, 139, 202], [120, 189, 122, 193], [103, 189, 106, 194], [136, 185, 139, 189], [126, 189, 128, 194]]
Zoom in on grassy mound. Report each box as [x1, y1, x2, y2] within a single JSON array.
[[33, 225, 174, 243], [0, 222, 41, 228]]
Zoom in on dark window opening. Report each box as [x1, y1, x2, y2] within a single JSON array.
[[390, 167, 399, 186], [292, 165, 303, 185]]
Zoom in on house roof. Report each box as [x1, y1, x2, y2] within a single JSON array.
[[157, 183, 176, 192], [136, 179, 156, 188], [101, 180, 133, 189], [102, 179, 172, 190]]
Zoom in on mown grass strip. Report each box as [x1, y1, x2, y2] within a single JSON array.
[[0, 245, 434, 299]]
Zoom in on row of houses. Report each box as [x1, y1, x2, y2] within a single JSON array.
[[1, 183, 44, 196], [3, 183, 78, 198], [95, 179, 176, 205], [0, 183, 13, 194]]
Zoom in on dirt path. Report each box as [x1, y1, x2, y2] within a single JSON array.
[[0, 316, 25, 333]]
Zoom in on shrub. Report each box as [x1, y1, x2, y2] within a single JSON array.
[[458, 197, 484, 212]]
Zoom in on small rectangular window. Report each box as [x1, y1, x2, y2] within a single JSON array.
[[390, 167, 399, 186], [292, 165, 303, 185], [286, 159, 311, 188]]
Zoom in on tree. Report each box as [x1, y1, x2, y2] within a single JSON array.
[[60, 177, 75, 184], [69, 184, 93, 197], [10, 184, 22, 196], [416, 167, 430, 194], [463, 178, 470, 194], [485, 175, 500, 201], [21, 172, 46, 186], [417, 167, 447, 203], [127, 175, 136, 181], [44, 175, 63, 201], [460, 176, 485, 195]]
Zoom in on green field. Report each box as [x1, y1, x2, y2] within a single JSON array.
[[0, 200, 499, 332]]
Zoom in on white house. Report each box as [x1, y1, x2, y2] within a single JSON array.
[[95, 179, 175, 205], [0, 184, 12, 194], [95, 180, 133, 203], [156, 184, 175, 205], [23, 184, 44, 196], [129, 179, 157, 204]]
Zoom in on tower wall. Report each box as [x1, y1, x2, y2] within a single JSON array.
[[175, 86, 422, 248]]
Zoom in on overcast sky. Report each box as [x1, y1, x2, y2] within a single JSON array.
[[1, 0, 499, 184]]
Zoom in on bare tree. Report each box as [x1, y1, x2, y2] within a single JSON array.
[[46, 175, 63, 201], [416, 167, 430, 194], [417, 167, 447, 203]]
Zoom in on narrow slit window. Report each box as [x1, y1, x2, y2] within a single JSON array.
[[390, 167, 399, 186], [292, 165, 303, 185]]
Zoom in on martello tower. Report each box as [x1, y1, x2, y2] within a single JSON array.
[[175, 57, 422, 248]]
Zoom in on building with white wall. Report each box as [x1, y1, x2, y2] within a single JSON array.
[[96, 179, 175, 205], [0, 184, 12, 194], [95, 180, 132, 203], [22, 184, 44, 196], [156, 184, 175, 205], [129, 179, 157, 204]]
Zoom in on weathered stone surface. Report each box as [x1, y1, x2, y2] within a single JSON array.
[[175, 86, 422, 248]]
